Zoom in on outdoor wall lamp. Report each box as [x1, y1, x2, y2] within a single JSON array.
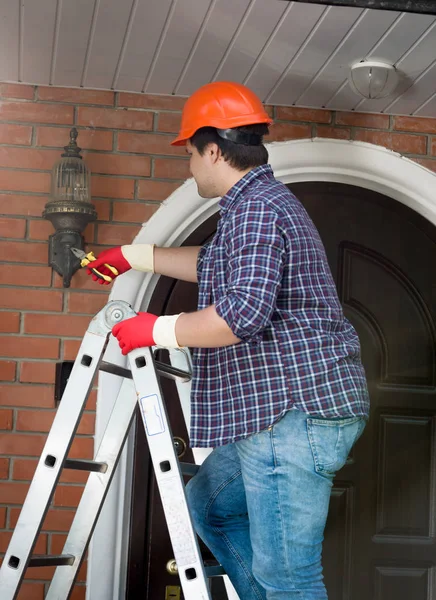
[[42, 128, 97, 287]]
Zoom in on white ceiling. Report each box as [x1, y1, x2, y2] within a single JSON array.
[[1, 0, 436, 116]]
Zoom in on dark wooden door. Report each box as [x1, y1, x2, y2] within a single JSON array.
[[127, 182, 436, 600]]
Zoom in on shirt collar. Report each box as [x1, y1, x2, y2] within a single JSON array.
[[218, 164, 274, 213]]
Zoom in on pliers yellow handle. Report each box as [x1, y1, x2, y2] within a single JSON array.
[[70, 248, 119, 283]]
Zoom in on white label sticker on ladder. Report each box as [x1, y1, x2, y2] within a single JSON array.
[[139, 394, 165, 435], [160, 478, 197, 567]]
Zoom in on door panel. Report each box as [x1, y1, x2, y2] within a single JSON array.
[[127, 182, 436, 600], [292, 182, 436, 600]]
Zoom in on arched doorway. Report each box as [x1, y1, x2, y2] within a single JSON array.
[[87, 139, 436, 600]]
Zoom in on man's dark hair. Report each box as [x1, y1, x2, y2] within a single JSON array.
[[190, 124, 269, 171]]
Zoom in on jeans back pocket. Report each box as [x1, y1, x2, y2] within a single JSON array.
[[307, 416, 366, 477]]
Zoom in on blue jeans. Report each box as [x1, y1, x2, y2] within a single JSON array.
[[186, 409, 366, 599]]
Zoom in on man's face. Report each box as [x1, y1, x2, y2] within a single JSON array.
[[186, 141, 219, 199]]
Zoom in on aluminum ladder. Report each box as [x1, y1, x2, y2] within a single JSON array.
[[0, 300, 221, 599]]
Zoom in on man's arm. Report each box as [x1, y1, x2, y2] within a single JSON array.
[[154, 246, 201, 283], [175, 305, 241, 348]]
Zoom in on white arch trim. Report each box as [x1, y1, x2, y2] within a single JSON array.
[[87, 138, 436, 600]]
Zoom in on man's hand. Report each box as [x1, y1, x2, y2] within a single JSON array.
[[86, 247, 132, 285], [112, 312, 181, 355], [112, 312, 159, 355]]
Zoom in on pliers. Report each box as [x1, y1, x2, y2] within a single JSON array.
[[70, 247, 119, 283]]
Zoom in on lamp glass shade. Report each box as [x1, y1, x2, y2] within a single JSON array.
[[349, 61, 399, 100], [50, 155, 91, 203]]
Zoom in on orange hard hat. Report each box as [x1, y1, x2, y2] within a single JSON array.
[[171, 81, 272, 146]]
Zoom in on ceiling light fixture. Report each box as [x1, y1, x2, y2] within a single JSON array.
[[349, 60, 399, 100]]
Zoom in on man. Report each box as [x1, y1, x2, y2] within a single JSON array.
[[88, 81, 369, 599]]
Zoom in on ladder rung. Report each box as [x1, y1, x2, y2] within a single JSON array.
[[204, 564, 226, 578], [28, 555, 75, 568], [179, 462, 200, 477], [64, 459, 107, 473], [100, 359, 191, 383]]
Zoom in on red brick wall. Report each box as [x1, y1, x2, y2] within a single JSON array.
[[1, 82, 436, 598]]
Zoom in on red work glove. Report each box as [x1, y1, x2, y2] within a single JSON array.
[[87, 247, 132, 285], [112, 312, 159, 355]]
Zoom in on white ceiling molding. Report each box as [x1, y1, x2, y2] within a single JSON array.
[[87, 138, 436, 600], [1, 1, 436, 116]]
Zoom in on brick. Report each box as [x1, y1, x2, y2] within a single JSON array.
[[0, 124, 32, 145], [92, 199, 110, 221], [0, 457, 8, 478], [54, 485, 85, 507], [77, 106, 153, 131], [354, 130, 427, 154], [118, 92, 186, 111], [15, 409, 94, 434], [276, 106, 331, 124], [20, 362, 56, 384], [15, 409, 95, 435], [0, 312, 20, 333], [24, 314, 90, 337], [335, 111, 389, 129], [0, 194, 47, 216], [315, 125, 351, 140], [70, 586, 86, 600], [12, 458, 36, 480], [69, 436, 94, 459], [117, 131, 185, 156], [96, 223, 140, 245], [394, 115, 436, 134], [112, 202, 159, 223], [0, 432, 46, 455], [153, 158, 190, 180], [0, 147, 59, 170], [68, 292, 109, 315], [17, 582, 45, 600], [0, 481, 29, 503], [0, 506, 6, 527], [91, 175, 134, 199], [0, 171, 50, 193], [157, 112, 182, 133], [63, 340, 81, 360], [0, 336, 59, 359], [0, 83, 35, 100], [0, 408, 13, 429], [0, 217, 26, 238], [86, 389, 97, 411], [0, 384, 54, 408], [137, 179, 180, 201], [0, 360, 16, 381], [412, 157, 436, 173], [36, 126, 113, 151], [0, 101, 74, 125], [38, 87, 114, 106], [267, 122, 311, 142], [0, 240, 47, 263], [16, 409, 55, 431], [84, 151, 151, 177], [0, 289, 62, 311]]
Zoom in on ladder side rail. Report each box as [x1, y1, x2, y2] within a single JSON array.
[[0, 331, 107, 600], [46, 378, 138, 599], [129, 347, 212, 600]]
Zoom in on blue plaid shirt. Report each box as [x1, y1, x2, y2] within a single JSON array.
[[190, 164, 369, 448]]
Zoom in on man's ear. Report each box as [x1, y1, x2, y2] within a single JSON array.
[[207, 142, 221, 164]]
